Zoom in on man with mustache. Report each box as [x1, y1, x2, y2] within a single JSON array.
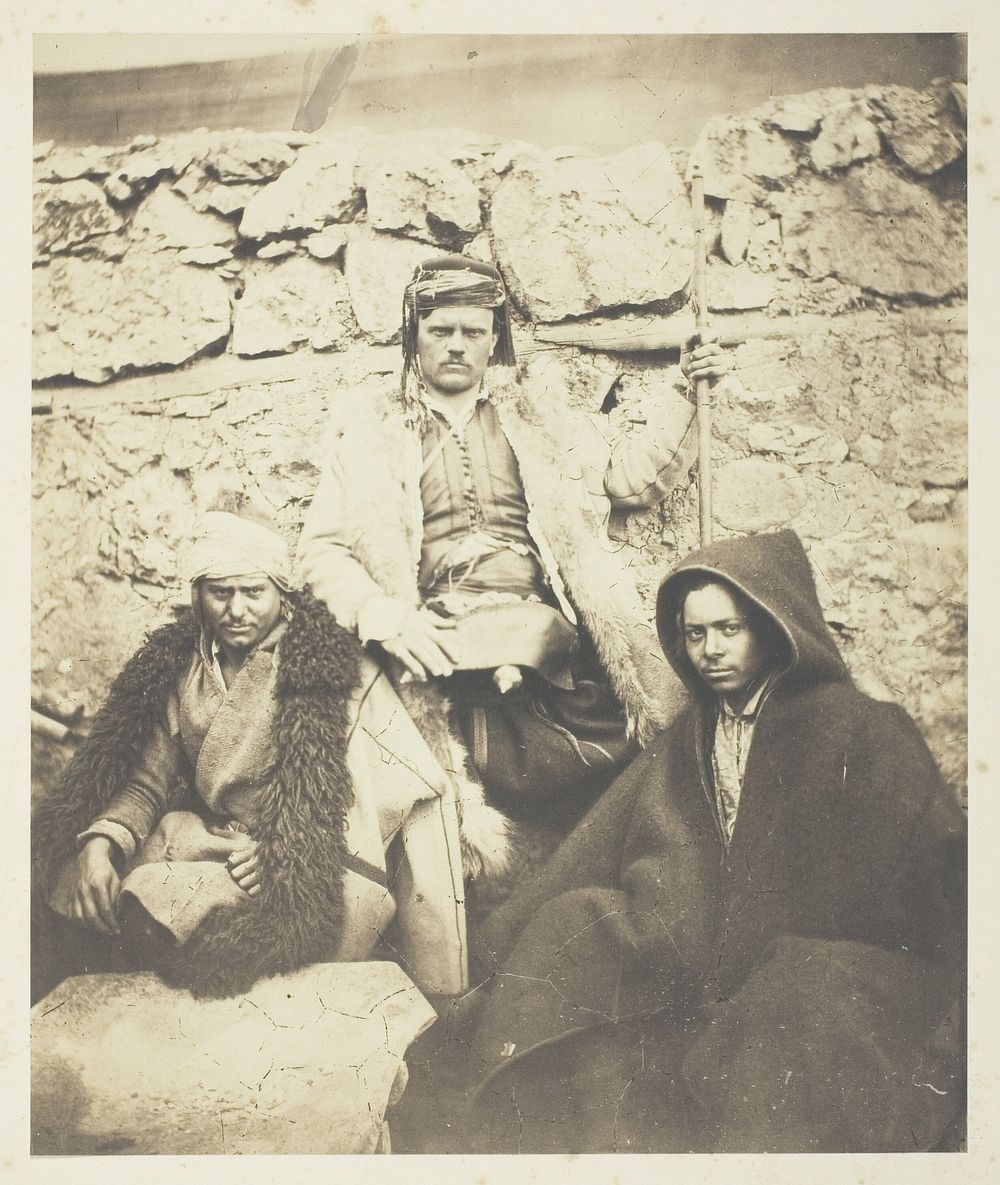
[[298, 254, 731, 822]]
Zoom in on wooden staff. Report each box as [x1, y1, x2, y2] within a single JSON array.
[[690, 163, 713, 546]]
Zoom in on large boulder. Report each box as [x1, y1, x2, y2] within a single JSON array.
[[31, 962, 435, 1155], [774, 161, 966, 298], [238, 141, 362, 239], [33, 254, 231, 383], [490, 142, 692, 321], [33, 180, 124, 256], [869, 84, 966, 176]]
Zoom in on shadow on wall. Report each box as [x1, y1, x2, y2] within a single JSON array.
[[34, 33, 965, 155]]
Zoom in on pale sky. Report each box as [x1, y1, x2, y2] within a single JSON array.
[[33, 34, 352, 75]]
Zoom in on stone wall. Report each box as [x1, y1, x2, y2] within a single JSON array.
[[32, 80, 968, 800]]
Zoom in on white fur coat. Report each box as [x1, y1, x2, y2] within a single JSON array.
[[298, 372, 690, 863]]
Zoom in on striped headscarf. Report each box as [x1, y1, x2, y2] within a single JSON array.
[[400, 255, 517, 406]]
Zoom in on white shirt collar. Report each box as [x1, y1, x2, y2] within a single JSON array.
[[422, 381, 489, 429]]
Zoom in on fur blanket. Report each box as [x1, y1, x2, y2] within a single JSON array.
[[33, 592, 365, 998]]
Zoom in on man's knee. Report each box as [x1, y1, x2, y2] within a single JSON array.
[[682, 936, 962, 1152]]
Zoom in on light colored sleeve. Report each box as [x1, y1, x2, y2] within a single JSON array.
[[77, 819, 138, 861], [603, 377, 699, 511], [296, 450, 409, 640]]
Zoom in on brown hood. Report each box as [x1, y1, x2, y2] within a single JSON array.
[[656, 529, 850, 698]]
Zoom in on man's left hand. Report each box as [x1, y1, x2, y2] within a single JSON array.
[[228, 842, 262, 897], [681, 334, 732, 385]]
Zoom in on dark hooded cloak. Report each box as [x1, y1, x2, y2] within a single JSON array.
[[468, 530, 965, 1153]]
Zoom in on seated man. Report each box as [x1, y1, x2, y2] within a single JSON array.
[[298, 253, 731, 819], [32, 493, 506, 1002], [465, 529, 966, 1153]]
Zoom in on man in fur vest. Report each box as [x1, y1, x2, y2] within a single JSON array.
[[298, 254, 731, 816], [465, 530, 966, 1153], [33, 494, 503, 1001]]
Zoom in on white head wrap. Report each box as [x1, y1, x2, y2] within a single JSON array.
[[184, 510, 294, 592]]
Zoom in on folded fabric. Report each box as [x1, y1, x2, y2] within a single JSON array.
[[443, 601, 579, 688]]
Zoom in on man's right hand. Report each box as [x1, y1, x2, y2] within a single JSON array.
[[67, 836, 122, 937], [380, 608, 460, 682]]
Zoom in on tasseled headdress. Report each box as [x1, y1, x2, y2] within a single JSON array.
[[399, 255, 517, 415]]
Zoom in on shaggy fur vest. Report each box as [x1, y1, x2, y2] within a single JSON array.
[[32, 592, 364, 998], [320, 377, 688, 751]]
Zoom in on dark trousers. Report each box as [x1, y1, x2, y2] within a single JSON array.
[[450, 670, 640, 820]]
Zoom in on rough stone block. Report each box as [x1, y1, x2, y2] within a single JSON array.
[[362, 148, 482, 246], [104, 486, 191, 585], [33, 180, 124, 256], [35, 145, 112, 182], [706, 258, 777, 311], [306, 226, 350, 260], [907, 487, 956, 522], [33, 254, 231, 383], [257, 239, 298, 259], [101, 142, 192, 202], [239, 142, 362, 239], [690, 116, 800, 202], [809, 100, 882, 172], [896, 521, 966, 612], [490, 140, 546, 175], [870, 85, 966, 175], [747, 420, 848, 464], [775, 161, 966, 298], [757, 97, 823, 135], [746, 212, 783, 271], [233, 256, 353, 356], [886, 398, 966, 488], [713, 457, 806, 532], [208, 132, 298, 182], [179, 245, 234, 266], [172, 165, 258, 217], [128, 186, 236, 250], [344, 227, 430, 342], [31, 962, 435, 1154], [949, 81, 968, 121], [719, 199, 753, 264], [491, 142, 692, 321]]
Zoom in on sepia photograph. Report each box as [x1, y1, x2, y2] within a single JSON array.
[[21, 18, 982, 1170]]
